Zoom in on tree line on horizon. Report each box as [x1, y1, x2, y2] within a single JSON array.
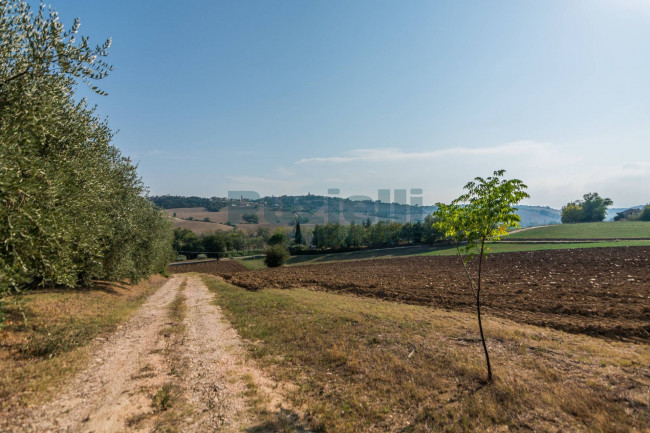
[[154, 192, 650, 227], [150, 195, 228, 212], [560, 192, 649, 223]]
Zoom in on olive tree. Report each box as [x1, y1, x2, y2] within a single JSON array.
[[434, 170, 529, 382], [1, 1, 174, 292]]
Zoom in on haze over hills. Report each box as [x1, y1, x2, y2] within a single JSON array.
[[606, 205, 645, 222], [151, 195, 564, 229]]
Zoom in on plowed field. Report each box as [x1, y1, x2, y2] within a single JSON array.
[[226, 247, 650, 341], [169, 259, 248, 274]]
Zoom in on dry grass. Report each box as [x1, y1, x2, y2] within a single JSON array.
[[0, 275, 167, 411], [238, 372, 307, 433], [235, 257, 268, 270], [166, 206, 319, 234], [203, 276, 650, 433], [163, 280, 187, 337], [171, 217, 234, 234], [166, 207, 235, 234], [166, 207, 229, 223]]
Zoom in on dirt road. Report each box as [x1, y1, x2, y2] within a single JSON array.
[[9, 275, 290, 433]]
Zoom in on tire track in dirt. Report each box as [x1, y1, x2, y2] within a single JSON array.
[[10, 276, 183, 432], [9, 275, 294, 432], [177, 276, 290, 432]]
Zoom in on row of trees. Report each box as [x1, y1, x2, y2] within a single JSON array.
[[170, 216, 444, 261], [172, 228, 267, 258], [1, 2, 174, 292], [149, 195, 228, 212], [308, 217, 442, 250]]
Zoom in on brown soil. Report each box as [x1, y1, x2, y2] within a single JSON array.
[[226, 247, 650, 341], [172, 218, 234, 234], [7, 276, 290, 432], [166, 207, 230, 224], [169, 259, 249, 275]]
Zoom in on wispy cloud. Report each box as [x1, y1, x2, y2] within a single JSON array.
[[620, 162, 650, 177], [294, 141, 567, 165], [160, 155, 200, 160], [226, 175, 305, 189]]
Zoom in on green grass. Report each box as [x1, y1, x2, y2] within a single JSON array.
[[285, 239, 650, 266], [235, 257, 267, 270], [238, 223, 650, 269], [153, 383, 176, 412], [203, 276, 649, 433], [287, 245, 440, 266], [420, 240, 650, 256], [508, 221, 650, 239]]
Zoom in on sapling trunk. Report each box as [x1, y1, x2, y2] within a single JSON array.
[[477, 238, 493, 382]]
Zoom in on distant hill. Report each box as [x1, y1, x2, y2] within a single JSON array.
[[152, 194, 562, 231], [515, 205, 562, 227], [606, 205, 644, 221]]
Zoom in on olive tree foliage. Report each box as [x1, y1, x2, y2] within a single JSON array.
[[434, 170, 529, 382], [0, 1, 174, 292], [0, 1, 112, 91]]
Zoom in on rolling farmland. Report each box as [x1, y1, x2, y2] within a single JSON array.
[[226, 247, 650, 340], [508, 221, 650, 240]]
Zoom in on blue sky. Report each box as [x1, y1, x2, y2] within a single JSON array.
[[48, 0, 650, 207]]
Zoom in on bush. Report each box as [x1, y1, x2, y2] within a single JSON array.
[[175, 255, 187, 262], [639, 205, 650, 222], [264, 245, 289, 268], [224, 249, 265, 258], [242, 213, 259, 224], [289, 244, 307, 255], [561, 203, 583, 223], [196, 254, 207, 260], [268, 232, 287, 246]]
